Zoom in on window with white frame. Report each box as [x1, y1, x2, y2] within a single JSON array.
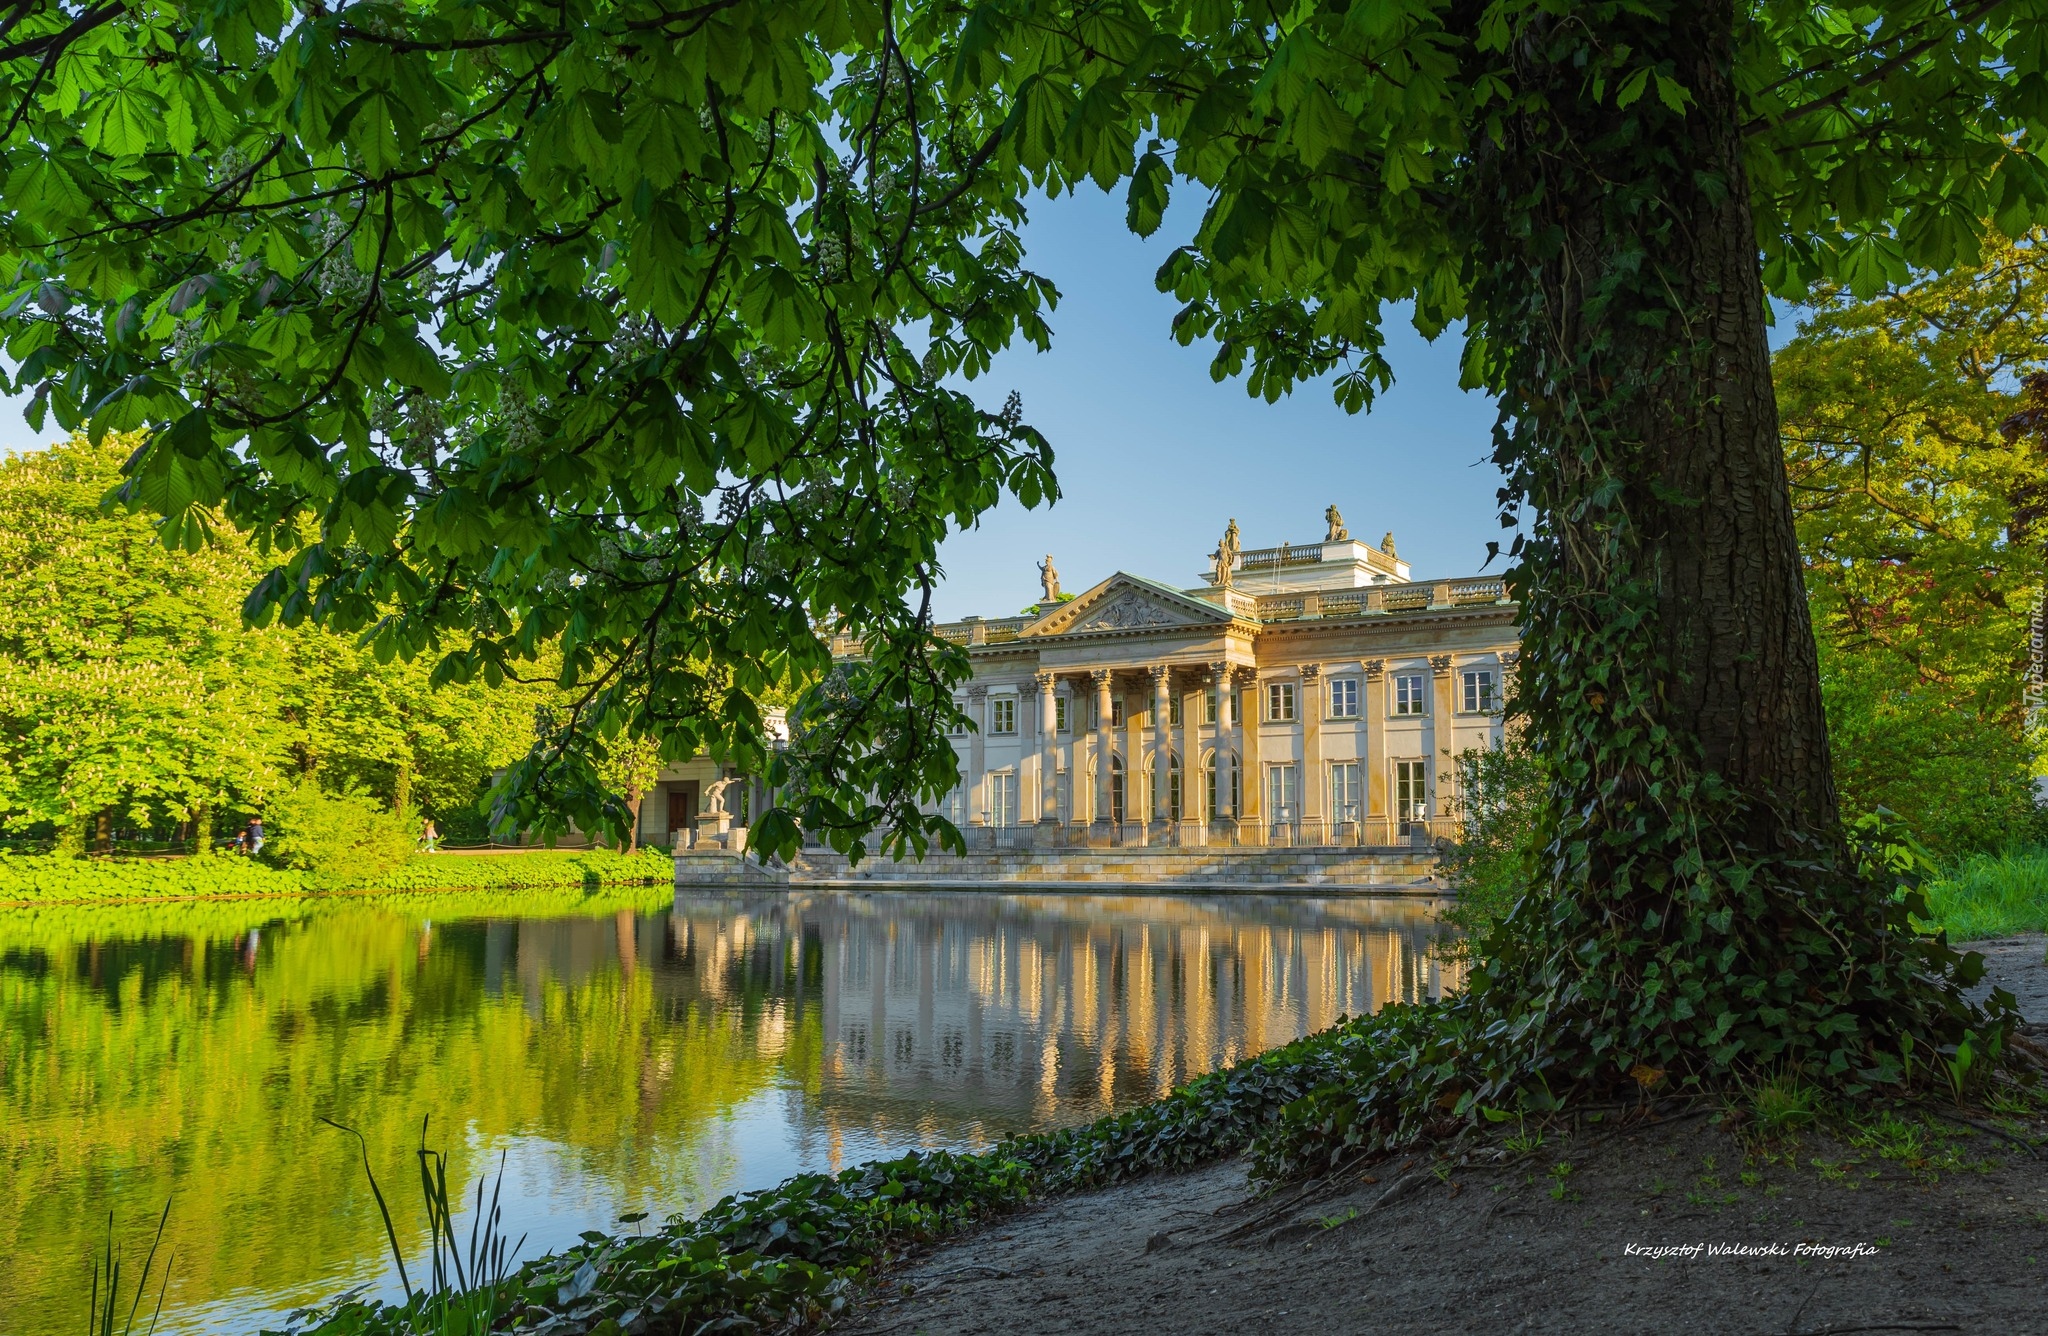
[[1393, 674, 1428, 715], [1170, 693, 1183, 726], [1055, 696, 1069, 734], [1395, 759, 1429, 825], [1328, 677, 1359, 719], [1204, 689, 1218, 724], [989, 697, 1017, 735], [988, 772, 1017, 827], [1109, 697, 1124, 727], [1266, 682, 1297, 722], [1461, 668, 1497, 714], [948, 700, 970, 735], [1268, 764, 1299, 822], [1331, 762, 1362, 823]]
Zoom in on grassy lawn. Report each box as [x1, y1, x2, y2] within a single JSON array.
[[1920, 848, 2048, 941]]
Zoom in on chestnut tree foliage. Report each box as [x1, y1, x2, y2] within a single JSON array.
[[6, 0, 2048, 1106]]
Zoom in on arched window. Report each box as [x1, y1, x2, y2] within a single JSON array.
[[1143, 753, 1185, 822]]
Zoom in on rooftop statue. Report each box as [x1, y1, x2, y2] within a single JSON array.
[[1038, 553, 1061, 602], [1381, 531, 1398, 559], [1325, 505, 1348, 542], [1211, 517, 1241, 587]]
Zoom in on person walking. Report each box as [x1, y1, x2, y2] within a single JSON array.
[[421, 818, 440, 853], [246, 816, 264, 858]]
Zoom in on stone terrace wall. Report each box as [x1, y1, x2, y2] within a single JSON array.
[[675, 846, 1438, 891]]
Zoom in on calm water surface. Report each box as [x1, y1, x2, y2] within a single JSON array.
[[1, 887, 1459, 1334]]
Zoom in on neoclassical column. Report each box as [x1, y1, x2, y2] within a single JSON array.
[[1091, 668, 1114, 827], [1363, 659, 1387, 835], [1208, 660, 1234, 837], [1180, 672, 1204, 833], [1149, 664, 1173, 832], [966, 685, 988, 826], [1430, 654, 1456, 820], [1300, 663, 1323, 837], [1035, 671, 1059, 824], [1238, 667, 1262, 837]]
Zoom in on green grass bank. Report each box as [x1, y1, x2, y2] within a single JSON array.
[[0, 847, 675, 907], [1916, 848, 2048, 940]]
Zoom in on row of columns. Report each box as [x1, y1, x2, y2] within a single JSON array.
[[962, 654, 1498, 830], [1029, 662, 1253, 829]]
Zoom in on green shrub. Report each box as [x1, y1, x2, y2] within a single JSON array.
[[265, 786, 415, 889], [1438, 739, 1546, 943]]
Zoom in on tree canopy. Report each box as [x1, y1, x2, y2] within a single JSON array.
[[1776, 234, 2048, 855], [0, 433, 552, 849]]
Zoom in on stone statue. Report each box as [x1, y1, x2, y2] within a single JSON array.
[[702, 774, 740, 817], [1038, 553, 1061, 603], [1324, 504, 1348, 542], [1381, 530, 1398, 559], [1211, 517, 1242, 586]]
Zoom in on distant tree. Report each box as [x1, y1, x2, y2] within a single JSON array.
[[595, 734, 663, 853], [0, 435, 546, 849], [1775, 235, 2048, 855], [0, 435, 288, 852]]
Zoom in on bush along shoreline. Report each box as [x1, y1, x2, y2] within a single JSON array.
[[0, 847, 676, 907]]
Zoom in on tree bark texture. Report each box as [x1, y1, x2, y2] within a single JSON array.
[[1467, 0, 1837, 861]]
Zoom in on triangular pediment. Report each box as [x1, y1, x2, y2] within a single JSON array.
[[1023, 573, 1231, 638]]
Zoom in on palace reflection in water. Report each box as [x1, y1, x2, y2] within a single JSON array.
[[3, 889, 1457, 1334]]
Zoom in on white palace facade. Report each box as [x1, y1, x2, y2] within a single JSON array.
[[840, 512, 1520, 850]]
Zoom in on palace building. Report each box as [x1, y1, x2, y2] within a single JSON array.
[[837, 509, 1520, 850]]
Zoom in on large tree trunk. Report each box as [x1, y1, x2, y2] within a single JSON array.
[[1438, 0, 1971, 1088], [1471, 0, 1835, 863]]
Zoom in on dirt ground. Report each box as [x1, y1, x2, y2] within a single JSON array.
[[842, 940, 2048, 1336]]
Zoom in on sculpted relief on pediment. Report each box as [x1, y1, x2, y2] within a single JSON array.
[[1069, 593, 1183, 632]]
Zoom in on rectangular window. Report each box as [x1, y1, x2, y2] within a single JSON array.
[[1055, 696, 1069, 734], [1204, 689, 1218, 725], [1461, 669, 1496, 714], [1109, 697, 1124, 727], [1331, 763, 1361, 824], [1395, 759, 1430, 827], [948, 700, 970, 736], [1328, 677, 1359, 719], [990, 697, 1017, 735], [1394, 674, 1428, 716], [1266, 682, 1297, 722], [1170, 693, 1183, 726], [1268, 764, 1300, 822], [988, 772, 1017, 828]]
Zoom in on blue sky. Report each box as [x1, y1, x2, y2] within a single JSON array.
[[929, 186, 1506, 621]]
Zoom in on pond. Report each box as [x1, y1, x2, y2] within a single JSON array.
[[1, 886, 1460, 1334]]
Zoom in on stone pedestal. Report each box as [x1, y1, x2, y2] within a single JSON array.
[[696, 811, 732, 848]]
